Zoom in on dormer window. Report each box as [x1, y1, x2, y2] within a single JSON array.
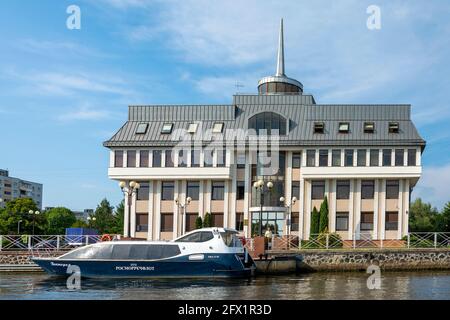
[[161, 123, 173, 134], [136, 123, 149, 134], [212, 122, 224, 133], [248, 112, 287, 135], [314, 122, 324, 134], [187, 123, 198, 134], [389, 122, 399, 133], [339, 122, 349, 133], [364, 122, 375, 133]]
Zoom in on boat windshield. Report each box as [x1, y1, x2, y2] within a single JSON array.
[[175, 231, 214, 243], [220, 232, 242, 247], [61, 244, 113, 260]]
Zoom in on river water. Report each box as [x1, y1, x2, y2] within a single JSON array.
[[0, 271, 449, 300]]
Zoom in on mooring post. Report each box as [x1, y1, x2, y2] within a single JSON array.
[[353, 235, 356, 249], [56, 235, 60, 250], [326, 234, 329, 249], [28, 235, 32, 249], [407, 234, 410, 249]]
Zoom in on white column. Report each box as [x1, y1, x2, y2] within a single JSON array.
[[130, 191, 137, 238], [403, 149, 408, 166], [304, 180, 311, 240], [379, 179, 386, 240], [136, 150, 141, 167], [124, 150, 128, 167], [329, 179, 336, 232], [155, 181, 161, 240], [373, 179, 379, 240], [230, 168, 237, 230], [397, 179, 404, 239], [109, 151, 115, 167], [149, 150, 153, 167], [181, 180, 187, 234], [205, 180, 212, 214], [416, 148, 421, 166], [173, 181, 179, 239], [354, 179, 361, 239], [223, 180, 229, 228], [378, 149, 383, 167], [391, 148, 395, 167], [147, 181, 153, 240], [243, 151, 251, 237], [298, 178, 305, 239], [286, 152, 293, 235], [199, 181, 204, 218], [348, 179, 354, 240], [315, 149, 319, 167], [403, 179, 410, 236], [123, 192, 130, 237]]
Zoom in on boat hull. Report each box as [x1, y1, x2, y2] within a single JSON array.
[[32, 253, 252, 278]]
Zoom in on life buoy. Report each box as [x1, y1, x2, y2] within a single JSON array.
[[101, 234, 112, 242]]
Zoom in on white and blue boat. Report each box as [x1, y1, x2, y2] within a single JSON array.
[[32, 228, 255, 278]]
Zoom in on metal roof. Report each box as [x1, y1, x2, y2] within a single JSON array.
[[104, 94, 425, 148]]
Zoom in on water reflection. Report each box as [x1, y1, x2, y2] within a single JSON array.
[[0, 271, 449, 300]]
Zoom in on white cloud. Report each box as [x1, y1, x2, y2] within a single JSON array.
[[57, 105, 110, 122], [413, 164, 450, 210]]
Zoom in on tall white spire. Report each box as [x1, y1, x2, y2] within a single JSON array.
[[276, 18, 285, 77]]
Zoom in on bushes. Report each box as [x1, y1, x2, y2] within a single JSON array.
[[302, 232, 343, 249], [310, 207, 320, 235], [319, 196, 329, 233], [195, 216, 203, 229], [203, 212, 212, 228]]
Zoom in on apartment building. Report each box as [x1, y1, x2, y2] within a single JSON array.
[[0, 169, 43, 209]]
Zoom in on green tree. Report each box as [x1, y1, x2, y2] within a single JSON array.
[[0, 198, 41, 234], [203, 212, 212, 228], [319, 196, 329, 233], [435, 201, 450, 232], [310, 207, 320, 236], [409, 198, 439, 232], [195, 216, 203, 229], [45, 207, 77, 234], [110, 200, 124, 234], [93, 198, 115, 234]]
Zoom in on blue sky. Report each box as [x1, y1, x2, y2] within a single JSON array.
[[0, 0, 449, 211]]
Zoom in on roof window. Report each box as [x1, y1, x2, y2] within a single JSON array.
[[364, 122, 375, 133], [161, 123, 174, 134], [136, 123, 149, 134], [389, 122, 399, 133], [338, 122, 349, 133], [314, 122, 324, 134]]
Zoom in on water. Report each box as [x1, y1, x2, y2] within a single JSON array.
[[0, 271, 449, 300]]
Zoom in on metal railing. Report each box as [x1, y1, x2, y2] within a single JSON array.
[[0, 235, 110, 252], [244, 232, 450, 251]]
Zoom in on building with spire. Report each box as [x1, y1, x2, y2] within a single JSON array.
[[104, 20, 425, 242]]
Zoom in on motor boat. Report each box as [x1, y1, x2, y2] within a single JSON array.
[[32, 228, 255, 278]]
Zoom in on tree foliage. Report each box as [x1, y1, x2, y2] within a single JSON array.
[[45, 207, 76, 234], [435, 201, 450, 232], [93, 198, 115, 234], [0, 198, 42, 234], [319, 196, 329, 233], [195, 216, 203, 229], [203, 213, 212, 228], [409, 198, 439, 232], [310, 206, 320, 236]]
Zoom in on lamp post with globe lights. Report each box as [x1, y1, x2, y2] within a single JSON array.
[[175, 196, 192, 235], [253, 179, 274, 236], [87, 216, 97, 228], [119, 180, 140, 238], [279, 196, 297, 246], [29, 210, 40, 236]]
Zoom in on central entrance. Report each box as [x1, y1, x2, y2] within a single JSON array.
[[251, 211, 285, 237]]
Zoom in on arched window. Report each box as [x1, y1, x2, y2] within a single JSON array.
[[248, 112, 287, 135]]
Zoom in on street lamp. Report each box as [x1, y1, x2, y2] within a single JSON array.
[[175, 196, 192, 235], [87, 216, 97, 227], [280, 196, 297, 239], [17, 220, 23, 235], [29, 210, 40, 235], [119, 181, 140, 238], [253, 179, 274, 236]]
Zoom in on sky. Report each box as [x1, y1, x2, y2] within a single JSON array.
[[0, 0, 449, 211]]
